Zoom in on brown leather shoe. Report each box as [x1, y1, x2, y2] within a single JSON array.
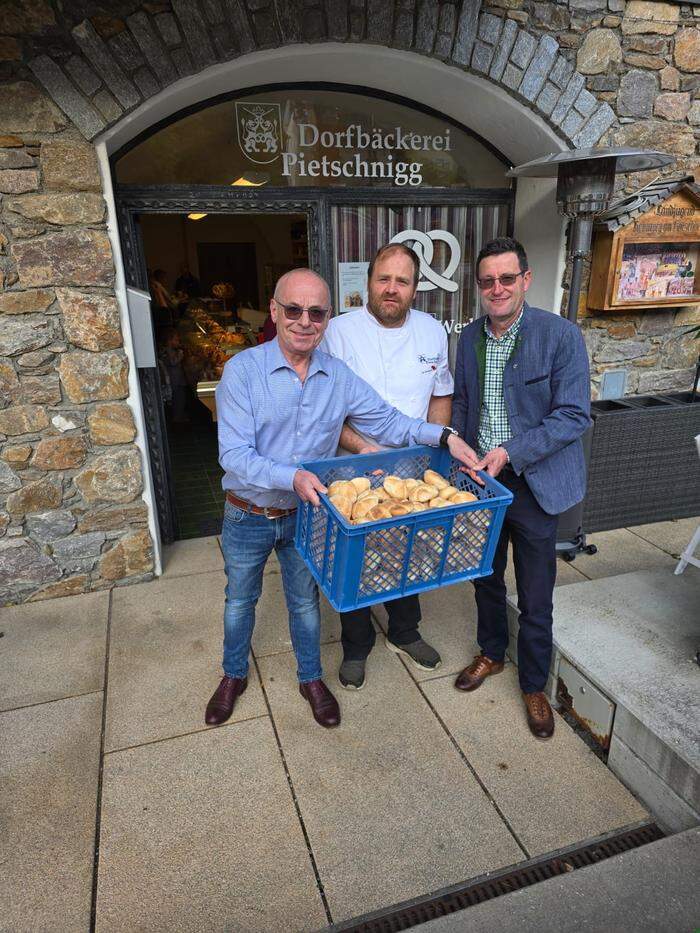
[[523, 691, 555, 739], [299, 679, 341, 728], [454, 654, 504, 692], [205, 675, 248, 725]]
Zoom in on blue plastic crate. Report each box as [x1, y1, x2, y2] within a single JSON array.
[[295, 445, 513, 612]]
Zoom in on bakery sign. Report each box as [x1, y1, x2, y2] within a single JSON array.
[[235, 101, 452, 187]]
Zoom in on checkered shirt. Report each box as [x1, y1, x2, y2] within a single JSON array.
[[476, 312, 523, 457]]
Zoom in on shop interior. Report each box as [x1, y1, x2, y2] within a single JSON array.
[[140, 211, 308, 539]]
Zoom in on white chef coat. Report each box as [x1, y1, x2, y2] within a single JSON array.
[[321, 306, 453, 421]]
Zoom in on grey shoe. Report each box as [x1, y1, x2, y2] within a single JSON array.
[[339, 658, 366, 690], [385, 636, 441, 671]]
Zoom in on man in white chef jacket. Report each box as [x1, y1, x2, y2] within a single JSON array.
[[321, 243, 454, 690]]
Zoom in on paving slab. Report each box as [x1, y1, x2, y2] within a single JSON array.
[[566, 528, 676, 579], [0, 590, 108, 710], [96, 718, 326, 933], [551, 570, 700, 780], [107, 570, 267, 752], [0, 693, 102, 933], [627, 515, 699, 558], [161, 534, 224, 577], [259, 642, 524, 924], [419, 827, 700, 933], [422, 665, 647, 857]]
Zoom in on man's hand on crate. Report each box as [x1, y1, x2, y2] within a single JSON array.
[[446, 434, 484, 484], [293, 469, 328, 506], [475, 445, 509, 478]]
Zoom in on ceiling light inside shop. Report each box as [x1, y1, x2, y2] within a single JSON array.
[[231, 173, 267, 187], [187, 212, 207, 220]]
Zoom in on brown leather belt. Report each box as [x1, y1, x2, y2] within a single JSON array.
[[226, 490, 297, 519]]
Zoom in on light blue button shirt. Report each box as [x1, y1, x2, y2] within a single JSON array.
[[215, 338, 443, 508]]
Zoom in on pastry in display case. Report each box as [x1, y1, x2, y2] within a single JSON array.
[[177, 301, 256, 419]]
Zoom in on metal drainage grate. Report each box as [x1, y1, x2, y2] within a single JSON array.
[[324, 821, 664, 933]]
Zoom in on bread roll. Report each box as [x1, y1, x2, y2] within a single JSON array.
[[357, 487, 378, 501], [329, 493, 353, 518], [367, 503, 393, 521], [374, 486, 391, 501], [440, 485, 460, 500], [383, 475, 407, 500], [363, 548, 382, 574], [451, 490, 478, 504], [328, 480, 357, 501], [352, 496, 380, 520], [428, 496, 451, 508], [409, 483, 437, 503], [349, 476, 371, 494], [388, 502, 412, 516], [411, 501, 429, 512], [423, 469, 449, 490], [404, 478, 420, 492]]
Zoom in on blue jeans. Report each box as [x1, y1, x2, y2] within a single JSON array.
[[220, 500, 322, 683]]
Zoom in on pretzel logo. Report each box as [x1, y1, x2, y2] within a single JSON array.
[[390, 229, 461, 293]]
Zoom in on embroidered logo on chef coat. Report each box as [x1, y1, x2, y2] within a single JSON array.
[[236, 103, 282, 164], [419, 353, 440, 374]]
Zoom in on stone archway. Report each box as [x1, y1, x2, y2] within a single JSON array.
[[28, 5, 616, 156]]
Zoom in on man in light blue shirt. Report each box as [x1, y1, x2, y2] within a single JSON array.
[[205, 268, 480, 731]]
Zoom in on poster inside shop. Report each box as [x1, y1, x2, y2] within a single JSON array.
[[338, 262, 369, 312]]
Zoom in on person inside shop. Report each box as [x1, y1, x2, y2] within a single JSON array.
[[260, 310, 277, 343], [175, 263, 201, 299], [148, 268, 176, 325], [320, 243, 453, 690], [205, 267, 481, 731], [158, 327, 190, 425], [451, 236, 590, 740]]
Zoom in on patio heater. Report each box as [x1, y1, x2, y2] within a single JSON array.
[[507, 148, 674, 559], [508, 147, 674, 322]]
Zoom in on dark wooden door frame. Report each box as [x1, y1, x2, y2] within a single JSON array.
[[115, 186, 328, 544]]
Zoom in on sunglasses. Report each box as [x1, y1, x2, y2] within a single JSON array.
[[476, 271, 526, 291], [274, 300, 329, 324]]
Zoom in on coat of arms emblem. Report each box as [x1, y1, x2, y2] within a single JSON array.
[[235, 102, 282, 165]]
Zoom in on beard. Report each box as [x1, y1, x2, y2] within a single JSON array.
[[367, 291, 412, 326]]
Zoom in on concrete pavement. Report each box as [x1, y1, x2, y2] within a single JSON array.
[[1, 516, 697, 932]]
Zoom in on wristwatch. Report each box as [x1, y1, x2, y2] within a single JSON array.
[[439, 426, 460, 448]]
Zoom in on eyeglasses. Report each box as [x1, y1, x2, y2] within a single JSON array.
[[476, 271, 526, 291], [274, 299, 329, 324]]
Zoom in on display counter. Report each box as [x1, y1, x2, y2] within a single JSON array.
[[174, 303, 259, 421]]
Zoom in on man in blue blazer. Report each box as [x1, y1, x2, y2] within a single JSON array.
[[450, 237, 591, 738]]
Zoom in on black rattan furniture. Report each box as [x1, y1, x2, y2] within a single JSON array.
[[582, 394, 700, 533]]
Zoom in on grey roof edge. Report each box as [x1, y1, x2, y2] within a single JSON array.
[[596, 175, 700, 232]]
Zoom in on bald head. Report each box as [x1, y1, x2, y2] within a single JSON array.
[[270, 267, 332, 362], [274, 268, 331, 308]]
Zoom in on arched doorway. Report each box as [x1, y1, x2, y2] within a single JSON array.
[[111, 82, 515, 543]]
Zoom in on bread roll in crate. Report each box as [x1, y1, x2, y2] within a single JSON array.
[[295, 445, 513, 612]]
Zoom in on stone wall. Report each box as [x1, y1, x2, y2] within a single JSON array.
[[0, 12, 154, 603], [512, 0, 700, 395], [1, 0, 699, 604]]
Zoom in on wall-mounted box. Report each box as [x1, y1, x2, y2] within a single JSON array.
[[587, 178, 700, 312]]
